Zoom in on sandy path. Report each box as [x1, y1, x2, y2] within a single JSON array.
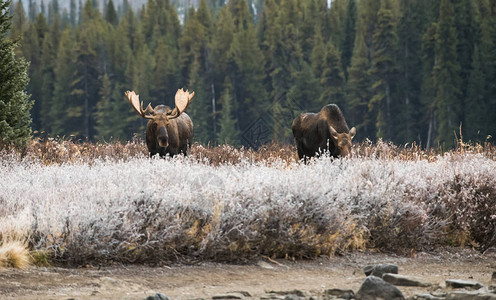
[[1, 250, 495, 299]]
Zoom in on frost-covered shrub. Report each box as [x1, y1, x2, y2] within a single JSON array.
[[1, 143, 495, 265]]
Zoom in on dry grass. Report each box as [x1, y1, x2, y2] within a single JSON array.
[[0, 239, 30, 269], [2, 136, 495, 166]]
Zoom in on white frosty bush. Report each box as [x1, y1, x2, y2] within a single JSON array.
[[0, 152, 495, 264]]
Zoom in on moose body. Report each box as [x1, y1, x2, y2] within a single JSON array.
[[292, 104, 356, 162], [126, 89, 195, 158]]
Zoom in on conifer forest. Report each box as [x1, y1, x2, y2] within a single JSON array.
[[7, 0, 496, 149]]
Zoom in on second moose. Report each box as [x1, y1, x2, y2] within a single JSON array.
[[292, 104, 356, 163]]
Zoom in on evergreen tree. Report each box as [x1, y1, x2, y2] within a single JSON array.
[[465, 45, 487, 141], [104, 0, 118, 26], [369, 0, 398, 140], [217, 77, 239, 145], [0, 0, 33, 148], [70, 0, 104, 139], [319, 41, 345, 110], [39, 14, 60, 133], [210, 5, 234, 83], [69, 0, 76, 26], [152, 36, 180, 105], [266, 0, 305, 142], [94, 73, 130, 140], [187, 56, 210, 144], [50, 27, 76, 136], [395, 0, 428, 144], [341, 0, 356, 80], [311, 26, 326, 80], [421, 23, 438, 149], [228, 0, 267, 141], [28, 0, 38, 22], [347, 31, 373, 140], [10, 0, 27, 41], [433, 0, 462, 147]]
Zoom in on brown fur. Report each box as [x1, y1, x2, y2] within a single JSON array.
[[145, 105, 194, 157], [292, 104, 356, 162]]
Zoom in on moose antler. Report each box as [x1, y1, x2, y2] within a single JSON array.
[[167, 88, 195, 119], [125, 91, 155, 119]]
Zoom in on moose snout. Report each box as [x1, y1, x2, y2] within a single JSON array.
[[157, 127, 169, 148]]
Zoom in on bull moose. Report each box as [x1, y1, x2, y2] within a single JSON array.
[[292, 104, 356, 162], [125, 89, 194, 157]]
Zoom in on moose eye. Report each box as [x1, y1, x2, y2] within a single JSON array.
[[152, 123, 158, 130]]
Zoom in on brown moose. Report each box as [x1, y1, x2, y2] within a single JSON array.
[[125, 89, 194, 157], [292, 104, 356, 163]]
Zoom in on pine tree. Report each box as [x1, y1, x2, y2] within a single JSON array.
[[187, 56, 210, 144], [69, 0, 76, 26], [51, 27, 76, 136], [464, 45, 487, 141], [94, 73, 130, 140], [319, 41, 345, 110], [369, 0, 398, 140], [347, 32, 373, 141], [10, 0, 27, 42], [152, 36, 180, 105], [28, 0, 38, 22], [421, 23, 438, 149], [217, 77, 239, 145], [267, 0, 305, 142], [104, 0, 118, 26], [341, 0, 356, 80], [433, 0, 462, 148], [228, 0, 267, 142], [210, 5, 234, 83], [0, 0, 33, 148], [395, 0, 428, 143]]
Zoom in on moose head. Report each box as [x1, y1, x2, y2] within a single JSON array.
[[329, 126, 356, 157]]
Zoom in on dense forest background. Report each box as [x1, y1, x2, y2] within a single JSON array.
[[7, 0, 496, 148]]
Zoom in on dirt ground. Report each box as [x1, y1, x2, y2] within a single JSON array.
[[1, 249, 495, 300]]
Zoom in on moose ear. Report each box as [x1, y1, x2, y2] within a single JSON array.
[[349, 127, 356, 139], [329, 126, 339, 140]]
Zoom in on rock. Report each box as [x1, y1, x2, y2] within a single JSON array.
[[212, 294, 243, 299], [446, 279, 484, 290], [284, 294, 304, 300], [356, 275, 405, 300], [492, 272, 496, 283], [383, 273, 431, 287], [324, 288, 355, 299], [267, 290, 307, 297], [260, 294, 286, 300], [413, 293, 445, 300], [144, 293, 169, 300], [364, 264, 399, 277], [446, 290, 496, 299]]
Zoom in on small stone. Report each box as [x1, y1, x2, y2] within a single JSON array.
[[446, 279, 484, 290], [446, 290, 496, 299], [260, 294, 285, 300], [284, 295, 303, 300], [383, 273, 431, 287], [144, 293, 169, 300], [230, 291, 252, 297], [325, 288, 355, 299], [414, 293, 445, 300], [363, 264, 399, 278], [356, 275, 405, 300], [363, 265, 375, 276], [212, 294, 243, 299], [268, 290, 306, 297]]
